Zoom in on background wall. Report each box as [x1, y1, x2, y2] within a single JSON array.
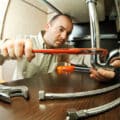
[[3, 0, 47, 39]]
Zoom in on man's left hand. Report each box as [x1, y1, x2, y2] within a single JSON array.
[[90, 59, 120, 82]]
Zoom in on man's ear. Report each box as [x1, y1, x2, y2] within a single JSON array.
[[44, 23, 51, 31]]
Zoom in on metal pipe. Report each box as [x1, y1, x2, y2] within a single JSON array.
[[86, 0, 101, 68], [86, 0, 100, 48], [72, 34, 118, 41], [85, 0, 117, 70], [66, 97, 120, 120], [39, 83, 120, 100]]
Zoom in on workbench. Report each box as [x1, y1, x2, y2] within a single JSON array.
[[0, 72, 119, 120]]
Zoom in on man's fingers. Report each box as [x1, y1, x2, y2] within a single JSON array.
[[24, 39, 35, 61], [7, 40, 15, 58], [111, 60, 120, 67], [90, 69, 105, 81], [15, 39, 24, 57], [1, 45, 8, 57], [0, 39, 35, 61], [97, 68, 115, 79], [90, 68, 115, 82], [1, 40, 14, 57]]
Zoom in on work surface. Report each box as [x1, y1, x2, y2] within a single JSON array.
[[0, 72, 120, 120]]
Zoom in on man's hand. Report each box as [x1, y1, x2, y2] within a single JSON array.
[[0, 39, 35, 61], [90, 60, 120, 82], [111, 59, 120, 67]]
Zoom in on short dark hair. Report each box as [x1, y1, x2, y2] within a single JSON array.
[[49, 14, 72, 24]]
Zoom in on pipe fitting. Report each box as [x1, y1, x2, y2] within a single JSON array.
[[86, 0, 97, 4]]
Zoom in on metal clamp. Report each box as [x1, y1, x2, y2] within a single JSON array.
[[0, 85, 29, 103]]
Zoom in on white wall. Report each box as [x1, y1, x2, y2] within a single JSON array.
[[3, 0, 47, 39]]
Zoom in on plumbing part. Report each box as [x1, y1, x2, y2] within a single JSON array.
[[39, 83, 120, 100], [105, 49, 120, 65], [85, 0, 119, 70], [73, 34, 118, 40], [66, 97, 120, 120], [86, 0, 100, 66], [0, 85, 29, 103], [86, 0, 100, 48]]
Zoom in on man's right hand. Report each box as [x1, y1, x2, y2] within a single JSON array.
[[0, 39, 35, 61]]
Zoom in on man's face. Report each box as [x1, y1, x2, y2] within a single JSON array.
[[44, 16, 73, 48]]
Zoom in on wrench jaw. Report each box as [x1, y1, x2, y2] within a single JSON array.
[[22, 88, 29, 100], [0, 93, 11, 103], [39, 90, 45, 100], [9, 86, 29, 100], [0, 85, 29, 103]]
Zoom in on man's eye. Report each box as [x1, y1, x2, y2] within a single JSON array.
[[59, 28, 64, 32]]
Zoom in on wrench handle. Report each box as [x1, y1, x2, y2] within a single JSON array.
[[32, 48, 108, 56]]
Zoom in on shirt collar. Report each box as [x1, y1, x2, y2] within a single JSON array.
[[38, 31, 47, 49]]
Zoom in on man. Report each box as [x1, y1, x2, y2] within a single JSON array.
[[0, 14, 119, 81]]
